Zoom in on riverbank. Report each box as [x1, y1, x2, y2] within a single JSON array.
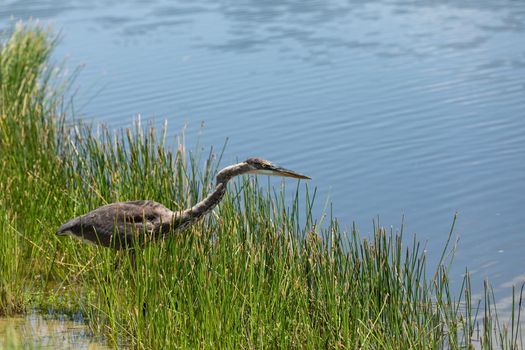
[[0, 24, 522, 349]]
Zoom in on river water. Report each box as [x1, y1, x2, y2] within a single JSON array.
[[1, 0, 525, 309]]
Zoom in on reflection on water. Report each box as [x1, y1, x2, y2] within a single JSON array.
[[0, 312, 112, 350], [1, 0, 525, 302]]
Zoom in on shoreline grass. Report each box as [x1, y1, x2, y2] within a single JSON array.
[[1, 24, 523, 349]]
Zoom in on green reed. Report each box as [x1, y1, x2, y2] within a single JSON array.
[[0, 24, 523, 349]]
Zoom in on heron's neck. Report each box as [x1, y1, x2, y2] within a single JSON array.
[[175, 162, 249, 226], [179, 182, 227, 224]]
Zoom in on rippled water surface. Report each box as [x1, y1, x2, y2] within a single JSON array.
[[2, 1, 525, 299]]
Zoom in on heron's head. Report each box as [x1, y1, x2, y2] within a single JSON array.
[[244, 157, 310, 180]]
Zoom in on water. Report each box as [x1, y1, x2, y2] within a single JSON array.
[[1, 0, 524, 304], [0, 311, 112, 349]]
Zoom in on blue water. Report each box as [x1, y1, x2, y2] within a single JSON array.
[[2, 0, 525, 303]]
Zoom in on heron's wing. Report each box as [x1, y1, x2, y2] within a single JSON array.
[[121, 200, 172, 222], [92, 201, 170, 235], [57, 200, 172, 248]]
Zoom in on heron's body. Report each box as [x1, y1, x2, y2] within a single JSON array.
[[57, 158, 309, 249], [57, 200, 175, 248]]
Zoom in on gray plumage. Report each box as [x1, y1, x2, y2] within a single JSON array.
[[57, 158, 309, 249]]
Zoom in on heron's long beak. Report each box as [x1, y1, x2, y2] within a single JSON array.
[[274, 166, 310, 180], [254, 166, 311, 180]]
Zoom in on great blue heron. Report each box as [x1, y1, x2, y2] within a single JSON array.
[[57, 157, 310, 249]]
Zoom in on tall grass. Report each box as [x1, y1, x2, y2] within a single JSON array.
[[0, 24, 523, 349], [0, 23, 62, 316]]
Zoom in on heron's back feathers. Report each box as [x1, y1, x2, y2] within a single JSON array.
[[57, 200, 175, 249]]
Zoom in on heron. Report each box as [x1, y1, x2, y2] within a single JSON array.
[[56, 157, 310, 249]]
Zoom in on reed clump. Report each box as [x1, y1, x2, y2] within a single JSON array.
[[0, 24, 523, 349]]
